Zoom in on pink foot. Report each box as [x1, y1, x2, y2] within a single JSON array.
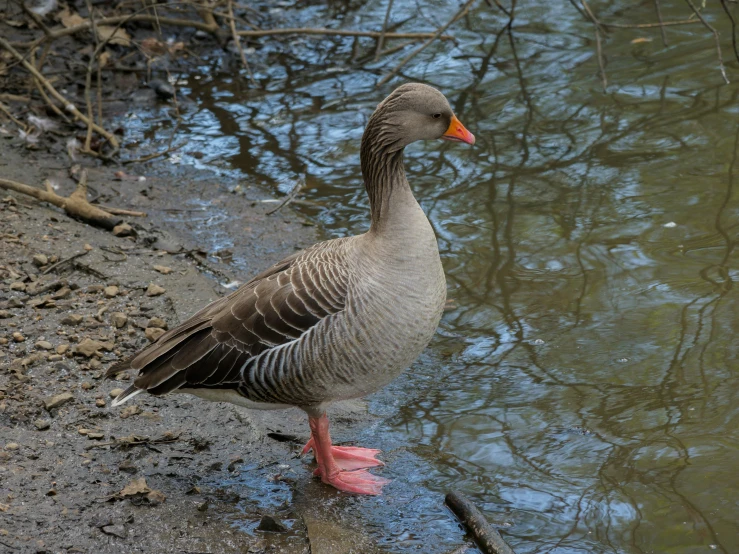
[[318, 468, 390, 495], [302, 438, 384, 471], [306, 413, 390, 495]]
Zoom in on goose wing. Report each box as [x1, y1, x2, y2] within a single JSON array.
[[107, 240, 350, 405]]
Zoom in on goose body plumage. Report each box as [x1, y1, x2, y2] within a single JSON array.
[[108, 83, 475, 494]]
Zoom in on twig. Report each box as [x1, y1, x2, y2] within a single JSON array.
[[0, 172, 123, 230], [445, 491, 515, 554], [0, 37, 120, 153], [377, 0, 476, 87], [0, 101, 26, 130], [375, 0, 395, 60], [719, 0, 739, 65], [266, 176, 305, 215], [92, 205, 147, 217], [228, 0, 257, 86], [653, 0, 668, 46], [605, 19, 700, 29], [42, 251, 89, 275], [684, 0, 730, 84], [237, 28, 452, 40]]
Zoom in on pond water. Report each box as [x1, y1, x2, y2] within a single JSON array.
[[136, 1, 739, 552]]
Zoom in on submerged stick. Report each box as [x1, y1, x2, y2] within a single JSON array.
[[445, 491, 516, 554]]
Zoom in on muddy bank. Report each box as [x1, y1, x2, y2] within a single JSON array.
[[0, 139, 395, 554]]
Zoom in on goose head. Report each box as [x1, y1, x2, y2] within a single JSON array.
[[369, 83, 476, 151]]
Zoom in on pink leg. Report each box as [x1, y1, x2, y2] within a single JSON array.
[[306, 414, 390, 495]]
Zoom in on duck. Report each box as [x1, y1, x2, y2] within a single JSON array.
[[107, 83, 475, 495]]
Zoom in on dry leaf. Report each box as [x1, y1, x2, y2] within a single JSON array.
[[120, 477, 150, 497], [98, 50, 111, 68], [140, 37, 167, 56], [58, 8, 86, 28], [97, 25, 131, 46], [631, 37, 652, 44]]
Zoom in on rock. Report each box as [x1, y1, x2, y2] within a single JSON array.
[[45, 392, 74, 410], [35, 340, 53, 350], [10, 281, 26, 291], [0, 338, 8, 345], [4, 443, 19, 451], [84, 243, 93, 251], [149, 79, 175, 100], [0, 310, 12, 319], [111, 312, 128, 328], [96, 398, 106, 407], [104, 285, 119, 298], [112, 223, 134, 237], [61, 314, 83, 325], [81, 381, 93, 390], [32, 254, 48, 266], [56, 344, 69, 355], [257, 515, 288, 533], [52, 287, 71, 299], [145, 327, 165, 342], [110, 388, 124, 398], [118, 460, 137, 474], [153, 265, 172, 274], [146, 317, 168, 329], [34, 419, 51, 431], [12, 332, 25, 342], [75, 338, 103, 357], [145, 283, 166, 296], [101, 524, 127, 539], [7, 297, 23, 308], [120, 405, 140, 419]]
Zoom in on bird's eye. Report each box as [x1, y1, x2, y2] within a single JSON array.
[[432, 113, 442, 119]]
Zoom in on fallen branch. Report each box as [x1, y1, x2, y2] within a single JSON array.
[[377, 0, 476, 87], [445, 491, 515, 554], [0, 37, 120, 154], [237, 27, 453, 40], [0, 171, 126, 231]]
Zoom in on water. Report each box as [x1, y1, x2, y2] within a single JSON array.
[[135, 1, 739, 551]]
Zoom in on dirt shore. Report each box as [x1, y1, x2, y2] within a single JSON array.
[[0, 138, 387, 554]]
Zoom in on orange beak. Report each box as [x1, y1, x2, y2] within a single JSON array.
[[442, 115, 475, 145]]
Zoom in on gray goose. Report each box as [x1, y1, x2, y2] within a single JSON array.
[[108, 83, 475, 495]]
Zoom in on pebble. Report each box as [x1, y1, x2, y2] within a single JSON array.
[[0, 310, 11, 319], [112, 223, 133, 237], [145, 283, 166, 296], [120, 405, 140, 419], [61, 314, 83, 326], [110, 388, 125, 398], [257, 515, 288, 533], [104, 286, 119, 298], [145, 327, 166, 342], [56, 344, 69, 355], [35, 340, 53, 350], [32, 254, 48, 266], [9, 281, 25, 291], [111, 312, 128, 328], [150, 79, 176, 99], [96, 398, 106, 408], [0, 338, 8, 345], [12, 332, 25, 343], [147, 317, 167, 330], [4, 443, 19, 451], [81, 381, 93, 390], [153, 265, 172, 274], [7, 298, 23, 308], [45, 392, 74, 410], [75, 338, 103, 357], [84, 243, 93, 251], [53, 287, 71, 299], [34, 419, 51, 431]]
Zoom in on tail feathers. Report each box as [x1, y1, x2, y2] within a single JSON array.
[[105, 357, 132, 379], [111, 385, 143, 407]]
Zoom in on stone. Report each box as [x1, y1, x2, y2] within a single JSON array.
[[145, 327, 165, 342], [12, 332, 25, 342], [120, 405, 139, 419], [153, 265, 172, 274], [101, 524, 127, 539], [35, 341, 53, 350], [146, 317, 167, 330], [52, 287, 71, 299], [0, 310, 12, 319], [104, 286, 119, 298], [80, 381, 93, 390], [145, 283, 166, 296], [4, 443, 19, 451], [112, 223, 133, 237], [61, 314, 83, 326], [9, 282, 25, 291], [7, 298, 23, 308], [95, 398, 106, 408], [110, 388, 124, 398], [75, 338, 103, 357], [34, 419, 51, 431], [111, 312, 128, 328], [45, 392, 74, 410], [56, 344, 69, 355], [257, 515, 288, 533], [32, 254, 48, 266]]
